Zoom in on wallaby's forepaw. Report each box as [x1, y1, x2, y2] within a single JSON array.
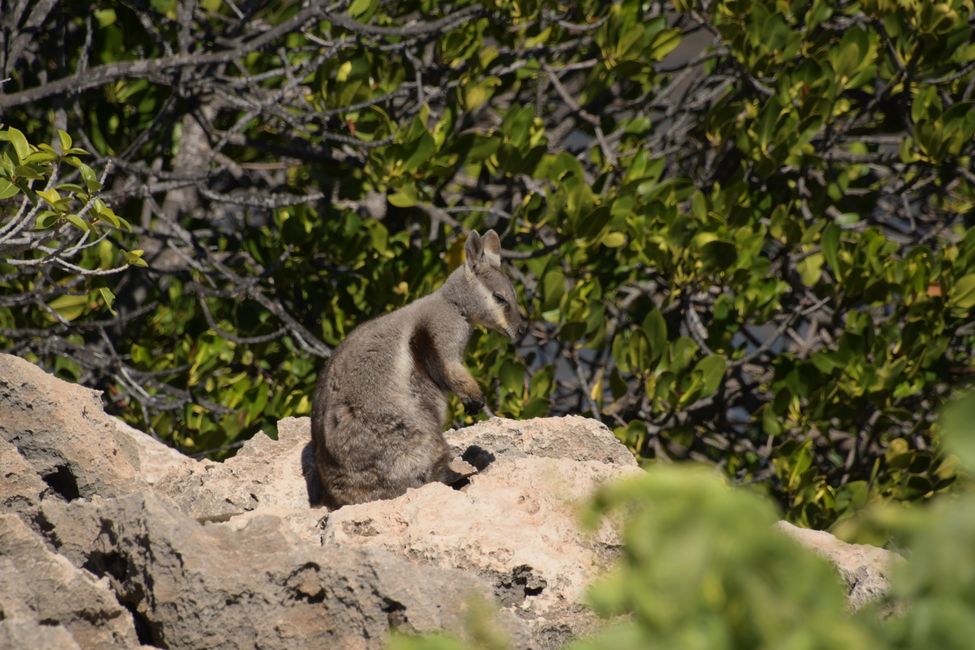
[[464, 398, 484, 415]]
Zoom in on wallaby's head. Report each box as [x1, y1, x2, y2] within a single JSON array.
[[462, 229, 526, 340]]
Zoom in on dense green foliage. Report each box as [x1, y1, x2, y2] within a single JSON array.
[[1, 0, 973, 525], [0, 126, 145, 310]]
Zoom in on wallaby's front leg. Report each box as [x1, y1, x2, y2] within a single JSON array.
[[445, 362, 485, 414]]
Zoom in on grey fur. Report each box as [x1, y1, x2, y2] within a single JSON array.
[[311, 230, 526, 508]]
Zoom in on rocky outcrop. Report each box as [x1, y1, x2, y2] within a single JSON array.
[[0, 353, 186, 503], [38, 492, 493, 649], [0, 354, 636, 649], [776, 521, 901, 611], [0, 353, 899, 648], [322, 416, 642, 645]]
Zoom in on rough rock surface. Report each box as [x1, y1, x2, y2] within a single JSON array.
[[0, 514, 140, 649], [39, 493, 498, 650], [0, 620, 82, 650], [0, 353, 898, 648], [776, 520, 902, 611], [0, 354, 186, 502], [324, 418, 642, 644], [0, 436, 49, 520]]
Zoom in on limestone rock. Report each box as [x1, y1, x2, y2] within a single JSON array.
[[324, 416, 643, 644], [0, 436, 49, 520], [39, 491, 512, 649], [0, 354, 188, 501], [0, 620, 81, 650], [0, 513, 141, 649], [776, 520, 901, 610], [445, 415, 638, 467], [153, 417, 320, 544]]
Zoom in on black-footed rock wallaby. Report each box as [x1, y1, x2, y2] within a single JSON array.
[[311, 229, 526, 508]]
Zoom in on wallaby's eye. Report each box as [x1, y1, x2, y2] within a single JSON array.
[[493, 292, 508, 306]]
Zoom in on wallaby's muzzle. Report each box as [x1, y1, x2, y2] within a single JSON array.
[[506, 318, 527, 340]]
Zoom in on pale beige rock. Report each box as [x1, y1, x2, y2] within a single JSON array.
[[776, 520, 901, 610], [41, 492, 517, 650], [0, 354, 188, 501], [153, 416, 320, 542], [445, 415, 639, 467], [0, 513, 141, 649], [0, 437, 48, 518], [324, 416, 642, 644], [324, 457, 638, 612], [0, 620, 81, 650]]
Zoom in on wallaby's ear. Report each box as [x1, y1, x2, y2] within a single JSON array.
[[482, 229, 502, 268], [465, 230, 483, 272]]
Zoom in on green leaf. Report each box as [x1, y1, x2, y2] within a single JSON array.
[[542, 267, 565, 311], [94, 203, 122, 228], [403, 132, 436, 172], [611, 333, 631, 373], [834, 212, 860, 227], [461, 76, 502, 111], [37, 188, 62, 206], [641, 309, 667, 365], [821, 224, 841, 275], [949, 274, 975, 310], [695, 354, 727, 397], [756, 99, 780, 153], [499, 360, 525, 393], [502, 106, 535, 145], [912, 85, 940, 123], [57, 130, 73, 153], [23, 151, 58, 164], [700, 240, 738, 270], [388, 185, 417, 208], [0, 178, 19, 200], [65, 214, 89, 232], [124, 249, 149, 268], [649, 28, 682, 61], [6, 127, 30, 163], [628, 329, 651, 372], [48, 293, 89, 321], [347, 0, 375, 18], [74, 161, 101, 192], [941, 392, 975, 472], [94, 8, 117, 27], [14, 165, 44, 180], [668, 336, 699, 373], [797, 252, 824, 286], [601, 231, 627, 248], [34, 210, 59, 230], [465, 135, 500, 163], [98, 287, 117, 315]]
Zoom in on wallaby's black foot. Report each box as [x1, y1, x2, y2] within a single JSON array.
[[464, 398, 484, 415]]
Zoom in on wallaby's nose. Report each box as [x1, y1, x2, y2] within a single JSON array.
[[517, 322, 527, 337]]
